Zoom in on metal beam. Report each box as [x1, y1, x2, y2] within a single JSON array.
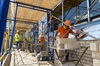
[[9, 3, 18, 50], [18, 5, 47, 12], [16, 17, 38, 22], [16, 27, 29, 30], [7, 18, 37, 24], [75, 20, 100, 29], [72, 14, 100, 25], [15, 29, 26, 32], [87, 0, 90, 22], [52, 14, 54, 63], [62, 0, 64, 25], [10, 1, 53, 12], [0, 0, 10, 53], [47, 11, 50, 52]]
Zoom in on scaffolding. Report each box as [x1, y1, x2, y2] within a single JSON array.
[[0, 0, 100, 66]]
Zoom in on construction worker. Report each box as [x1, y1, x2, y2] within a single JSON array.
[[38, 35, 47, 51], [15, 30, 21, 50], [28, 36, 34, 52], [22, 37, 28, 51], [39, 35, 45, 43], [28, 36, 34, 43], [4, 32, 9, 52], [54, 20, 76, 61]]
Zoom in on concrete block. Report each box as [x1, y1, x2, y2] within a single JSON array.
[[90, 43, 99, 51], [57, 44, 64, 49], [56, 50, 65, 56], [84, 64, 92, 66], [92, 51, 100, 58], [93, 59, 100, 66], [57, 38, 76, 44], [84, 57, 92, 62], [40, 51, 48, 56], [64, 43, 80, 50]]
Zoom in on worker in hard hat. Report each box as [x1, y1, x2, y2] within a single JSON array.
[[55, 20, 76, 61], [55, 20, 76, 39], [39, 35, 45, 43], [28, 36, 34, 43], [15, 30, 22, 50], [22, 37, 28, 51], [28, 36, 34, 52], [38, 35, 47, 51]]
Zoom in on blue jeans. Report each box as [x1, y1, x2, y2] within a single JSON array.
[[16, 41, 20, 50]]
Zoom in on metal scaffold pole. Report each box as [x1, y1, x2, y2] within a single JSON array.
[[87, 0, 90, 22], [0, 0, 10, 53], [62, 0, 64, 25], [9, 3, 18, 51], [36, 23, 38, 54], [47, 10, 50, 52], [51, 14, 54, 63]]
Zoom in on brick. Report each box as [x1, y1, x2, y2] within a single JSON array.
[[64, 43, 80, 49], [56, 50, 65, 56], [93, 59, 100, 66], [84, 64, 92, 66], [57, 44, 64, 49], [57, 38, 76, 44], [90, 43, 99, 51], [92, 51, 100, 58]]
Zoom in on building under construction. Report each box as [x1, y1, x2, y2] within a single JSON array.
[[0, 0, 100, 66]]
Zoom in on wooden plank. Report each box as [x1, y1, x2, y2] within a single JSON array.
[[24, 0, 34, 5], [16, 23, 32, 32], [32, 0, 43, 6], [16, 27, 30, 29], [17, 7, 26, 18], [10, 52, 15, 66], [16, 17, 37, 22], [14, 0, 85, 30], [15, 0, 61, 24], [2, 53, 11, 66], [35, 12, 46, 20]]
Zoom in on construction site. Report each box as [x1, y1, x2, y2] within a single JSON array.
[[0, 0, 100, 66]]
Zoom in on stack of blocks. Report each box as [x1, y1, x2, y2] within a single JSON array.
[[57, 38, 80, 50], [90, 42, 100, 66], [56, 38, 80, 56], [69, 42, 93, 66]]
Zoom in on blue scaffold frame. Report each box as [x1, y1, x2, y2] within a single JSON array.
[[9, 3, 18, 52], [0, 0, 10, 65], [0, 0, 55, 63], [0, 0, 10, 53]]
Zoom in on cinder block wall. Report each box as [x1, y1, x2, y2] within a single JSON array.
[[69, 43, 93, 66]]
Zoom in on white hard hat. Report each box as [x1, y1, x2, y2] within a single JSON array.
[[17, 30, 19, 32]]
